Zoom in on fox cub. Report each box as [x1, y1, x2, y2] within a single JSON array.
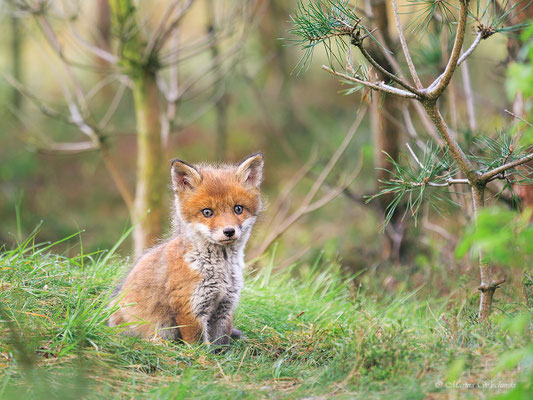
[[108, 153, 263, 347]]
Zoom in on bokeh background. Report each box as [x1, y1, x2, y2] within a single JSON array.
[[0, 0, 529, 287]]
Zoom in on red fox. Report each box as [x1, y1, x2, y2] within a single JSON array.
[[108, 153, 263, 348]]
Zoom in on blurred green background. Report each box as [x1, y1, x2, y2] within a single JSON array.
[[0, 0, 526, 277]]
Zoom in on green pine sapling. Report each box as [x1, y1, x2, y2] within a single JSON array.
[[290, 0, 533, 321]]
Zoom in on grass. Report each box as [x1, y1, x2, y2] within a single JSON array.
[[0, 233, 531, 399]]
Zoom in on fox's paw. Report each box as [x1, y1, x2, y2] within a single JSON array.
[[210, 335, 231, 354], [230, 327, 245, 340]]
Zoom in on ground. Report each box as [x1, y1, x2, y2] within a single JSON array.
[[0, 236, 530, 399]]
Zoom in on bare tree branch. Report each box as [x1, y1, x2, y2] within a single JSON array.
[[479, 153, 533, 182], [159, 28, 180, 148], [505, 109, 533, 127], [3, 73, 98, 145], [3, 73, 135, 213], [175, 40, 244, 101], [369, 28, 440, 141], [457, 32, 483, 67], [99, 82, 127, 129], [262, 149, 318, 234], [70, 26, 118, 64], [427, 33, 483, 94], [154, 0, 196, 53], [143, 0, 182, 60], [401, 105, 427, 149], [36, 15, 89, 113], [86, 74, 123, 101], [423, 218, 456, 243], [40, 141, 99, 153], [250, 108, 367, 259], [306, 161, 363, 212], [357, 44, 422, 95], [322, 66, 418, 98], [423, 102, 477, 181], [461, 60, 477, 132], [391, 0, 423, 89], [101, 147, 134, 212], [427, 0, 470, 98]]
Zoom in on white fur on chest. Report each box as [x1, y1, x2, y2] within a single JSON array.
[[185, 243, 244, 319]]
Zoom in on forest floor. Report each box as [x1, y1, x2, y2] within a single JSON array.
[[0, 236, 530, 399]]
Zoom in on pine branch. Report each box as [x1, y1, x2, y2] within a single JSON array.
[[427, 0, 470, 99], [422, 103, 477, 182], [390, 178, 470, 188], [427, 32, 484, 93], [457, 32, 483, 67], [322, 66, 418, 98], [368, 141, 462, 225], [391, 0, 423, 89], [479, 153, 533, 182], [356, 44, 423, 96], [461, 60, 477, 132]]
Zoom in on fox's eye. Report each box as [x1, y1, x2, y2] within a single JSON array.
[[234, 205, 243, 215], [201, 208, 214, 218]]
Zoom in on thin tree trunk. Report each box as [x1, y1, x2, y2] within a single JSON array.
[[96, 0, 111, 51], [471, 184, 500, 321], [110, 0, 165, 257], [214, 93, 228, 160], [255, 0, 301, 158], [11, 15, 22, 109], [508, 1, 533, 213], [423, 100, 504, 321], [132, 71, 164, 258], [367, 0, 403, 262], [207, 0, 228, 160], [369, 1, 400, 182]]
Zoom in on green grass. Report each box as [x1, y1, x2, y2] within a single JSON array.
[[0, 235, 531, 399]]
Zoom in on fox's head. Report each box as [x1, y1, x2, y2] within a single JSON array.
[[170, 153, 263, 247]]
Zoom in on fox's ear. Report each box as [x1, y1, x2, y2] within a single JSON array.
[[170, 159, 202, 192], [236, 152, 264, 188]]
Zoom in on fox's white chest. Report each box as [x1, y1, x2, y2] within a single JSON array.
[[185, 245, 244, 319]]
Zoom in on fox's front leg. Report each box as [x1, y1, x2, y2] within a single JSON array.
[[176, 313, 206, 344], [208, 298, 236, 348], [170, 293, 210, 344]]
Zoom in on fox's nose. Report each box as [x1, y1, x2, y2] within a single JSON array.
[[223, 227, 235, 238]]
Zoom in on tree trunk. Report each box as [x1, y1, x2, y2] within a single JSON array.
[[11, 15, 22, 109], [367, 0, 404, 262], [471, 184, 500, 321], [96, 0, 111, 51], [207, 0, 228, 161], [254, 0, 301, 160], [423, 101, 503, 321], [110, 0, 165, 257], [132, 71, 164, 258], [507, 1, 533, 213]]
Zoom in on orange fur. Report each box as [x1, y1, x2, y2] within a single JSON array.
[[108, 237, 203, 341]]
